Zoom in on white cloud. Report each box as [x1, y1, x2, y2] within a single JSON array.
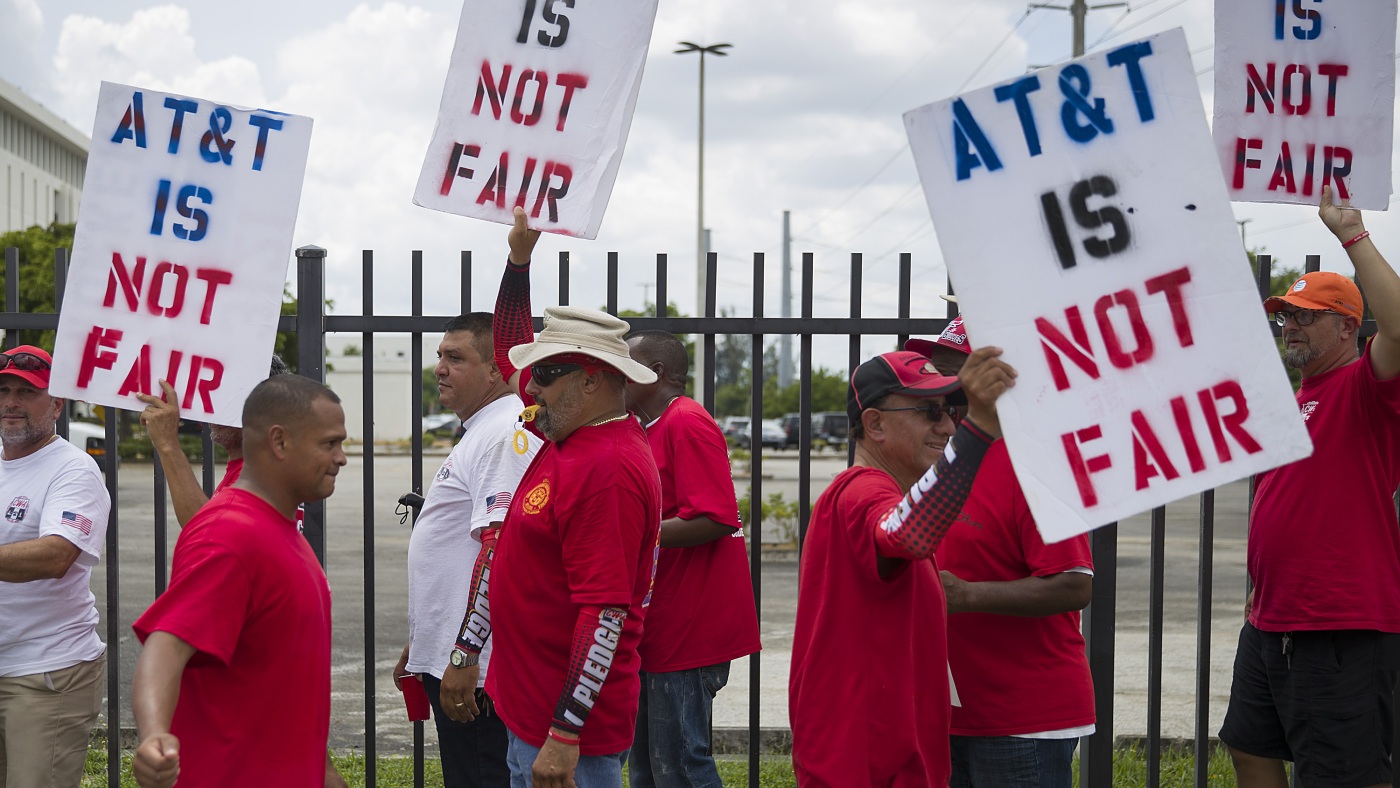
[[53, 5, 266, 135], [0, 0, 47, 97]]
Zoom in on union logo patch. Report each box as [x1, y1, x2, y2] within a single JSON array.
[[522, 479, 551, 515], [5, 496, 29, 523]]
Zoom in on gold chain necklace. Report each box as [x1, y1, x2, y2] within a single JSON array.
[[586, 412, 630, 427]]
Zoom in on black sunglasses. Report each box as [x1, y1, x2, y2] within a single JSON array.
[[0, 352, 50, 372], [531, 363, 585, 387], [875, 402, 960, 424], [1274, 309, 1340, 327]]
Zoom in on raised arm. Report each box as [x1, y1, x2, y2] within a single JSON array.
[[1319, 185, 1400, 380], [493, 207, 543, 392], [137, 380, 210, 526]]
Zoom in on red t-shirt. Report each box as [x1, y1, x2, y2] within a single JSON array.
[[638, 397, 760, 672], [133, 489, 331, 787], [936, 440, 1095, 736], [485, 418, 661, 756], [1250, 345, 1400, 632], [789, 466, 950, 787], [214, 458, 242, 495]]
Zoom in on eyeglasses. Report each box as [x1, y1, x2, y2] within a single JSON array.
[[1274, 309, 1340, 327], [0, 352, 50, 372], [875, 402, 960, 424], [530, 363, 585, 387]]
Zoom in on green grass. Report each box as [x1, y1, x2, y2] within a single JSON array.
[[85, 740, 1239, 787]]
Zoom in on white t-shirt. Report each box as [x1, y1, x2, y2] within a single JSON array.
[[406, 395, 538, 684], [0, 436, 111, 676]]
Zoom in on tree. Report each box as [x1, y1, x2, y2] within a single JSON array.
[[422, 367, 442, 414], [618, 301, 696, 397], [0, 222, 74, 349], [1249, 248, 1304, 389]]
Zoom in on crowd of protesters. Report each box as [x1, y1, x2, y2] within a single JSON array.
[[3, 191, 1395, 788]]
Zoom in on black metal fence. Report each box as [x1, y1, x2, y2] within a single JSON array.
[[0, 243, 1369, 788]]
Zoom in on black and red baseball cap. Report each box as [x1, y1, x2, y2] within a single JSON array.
[[848, 350, 962, 422], [0, 345, 52, 389]]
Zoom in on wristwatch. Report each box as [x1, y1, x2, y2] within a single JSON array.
[[450, 648, 480, 668]]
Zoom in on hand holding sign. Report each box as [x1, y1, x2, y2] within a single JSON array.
[[958, 347, 1017, 440], [508, 206, 542, 267]]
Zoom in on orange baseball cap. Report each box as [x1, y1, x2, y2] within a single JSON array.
[[1263, 271, 1362, 321]]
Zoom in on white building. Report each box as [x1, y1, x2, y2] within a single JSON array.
[[326, 333, 445, 442], [0, 77, 88, 233]]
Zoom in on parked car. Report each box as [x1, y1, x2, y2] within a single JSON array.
[[812, 412, 849, 449], [65, 421, 112, 470], [734, 418, 786, 451], [720, 416, 751, 446], [781, 413, 803, 449], [422, 412, 459, 435]]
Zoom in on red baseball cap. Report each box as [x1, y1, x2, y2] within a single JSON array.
[[1263, 271, 1363, 321], [905, 315, 972, 359], [848, 350, 962, 422], [0, 345, 52, 389]]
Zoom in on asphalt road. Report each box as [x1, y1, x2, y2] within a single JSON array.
[[90, 448, 1251, 753]]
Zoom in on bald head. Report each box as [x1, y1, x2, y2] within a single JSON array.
[[626, 330, 688, 386], [243, 374, 341, 435]]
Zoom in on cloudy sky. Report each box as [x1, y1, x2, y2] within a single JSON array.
[[3, 0, 1398, 369]]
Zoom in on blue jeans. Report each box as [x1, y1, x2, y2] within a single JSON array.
[[628, 662, 730, 788], [949, 735, 1078, 788], [505, 729, 627, 788]]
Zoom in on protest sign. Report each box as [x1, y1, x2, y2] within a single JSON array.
[[904, 29, 1312, 542], [49, 82, 313, 427], [1213, 0, 1396, 209], [412, 0, 660, 239]]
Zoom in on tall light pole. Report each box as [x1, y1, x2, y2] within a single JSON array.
[[676, 41, 731, 400]]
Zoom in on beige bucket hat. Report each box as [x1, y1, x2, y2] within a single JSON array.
[[508, 306, 658, 384]]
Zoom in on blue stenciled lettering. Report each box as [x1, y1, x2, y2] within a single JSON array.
[[952, 99, 1002, 181], [172, 185, 213, 242], [110, 92, 147, 148], [163, 98, 198, 155], [1106, 41, 1156, 123], [994, 75, 1044, 157], [200, 107, 235, 166], [1058, 64, 1114, 143], [247, 115, 285, 172]]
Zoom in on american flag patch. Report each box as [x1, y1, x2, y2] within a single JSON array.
[[486, 492, 513, 514], [61, 511, 92, 536]]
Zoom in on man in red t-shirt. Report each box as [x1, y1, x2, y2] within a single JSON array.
[[130, 375, 348, 788], [136, 355, 292, 525], [449, 207, 663, 788], [622, 329, 761, 788], [909, 324, 1094, 788], [789, 346, 1016, 787], [1222, 188, 1400, 788]]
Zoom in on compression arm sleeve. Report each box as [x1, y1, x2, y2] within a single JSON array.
[[455, 527, 499, 655], [873, 418, 995, 561], [493, 260, 534, 385], [551, 605, 628, 736]]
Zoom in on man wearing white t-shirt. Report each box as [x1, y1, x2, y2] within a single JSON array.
[[0, 344, 111, 788], [392, 314, 538, 788]]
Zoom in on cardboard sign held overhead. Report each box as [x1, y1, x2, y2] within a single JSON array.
[[49, 82, 313, 427], [1213, 0, 1396, 209], [413, 0, 660, 239], [904, 29, 1312, 543]]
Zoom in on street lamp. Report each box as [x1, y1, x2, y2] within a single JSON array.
[[676, 41, 730, 401]]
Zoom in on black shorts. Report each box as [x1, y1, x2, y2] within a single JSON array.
[[1220, 622, 1400, 787]]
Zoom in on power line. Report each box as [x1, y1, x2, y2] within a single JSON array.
[[958, 9, 1035, 93], [1089, 0, 1192, 48], [792, 146, 909, 238]]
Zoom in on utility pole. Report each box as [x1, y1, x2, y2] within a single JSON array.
[[1031, 0, 1125, 58], [779, 210, 793, 388]]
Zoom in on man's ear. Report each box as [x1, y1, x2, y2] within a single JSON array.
[[1342, 315, 1362, 340], [861, 408, 884, 440], [266, 424, 289, 458]]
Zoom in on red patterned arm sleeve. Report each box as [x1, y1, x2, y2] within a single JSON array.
[[493, 259, 534, 387], [454, 527, 498, 655], [873, 419, 995, 560], [551, 605, 628, 736]]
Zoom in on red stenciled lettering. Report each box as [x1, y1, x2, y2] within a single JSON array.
[[117, 344, 153, 397], [1094, 289, 1154, 370], [182, 355, 223, 413], [510, 69, 548, 126], [78, 326, 123, 388], [1233, 138, 1263, 189], [440, 143, 482, 197], [1317, 63, 1348, 116], [1281, 64, 1311, 116], [1061, 425, 1112, 508], [472, 61, 512, 120], [147, 261, 188, 318], [1198, 380, 1262, 464], [477, 152, 509, 208], [1324, 146, 1352, 200], [1131, 409, 1179, 490], [1144, 267, 1194, 349], [1170, 395, 1206, 474], [1037, 307, 1098, 392], [104, 253, 146, 311], [554, 73, 588, 132], [195, 268, 233, 325], [1245, 63, 1275, 113]]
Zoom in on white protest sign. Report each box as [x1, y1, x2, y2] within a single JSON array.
[[413, 0, 660, 239], [1213, 0, 1396, 209], [904, 29, 1312, 542], [50, 82, 312, 427]]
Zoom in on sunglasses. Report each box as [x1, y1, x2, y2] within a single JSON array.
[[1274, 309, 1341, 327], [0, 352, 50, 372], [875, 401, 960, 424], [530, 363, 585, 387]]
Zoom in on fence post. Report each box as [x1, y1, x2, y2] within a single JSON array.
[[296, 244, 328, 565]]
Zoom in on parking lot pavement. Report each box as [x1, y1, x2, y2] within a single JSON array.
[[94, 452, 1250, 753]]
